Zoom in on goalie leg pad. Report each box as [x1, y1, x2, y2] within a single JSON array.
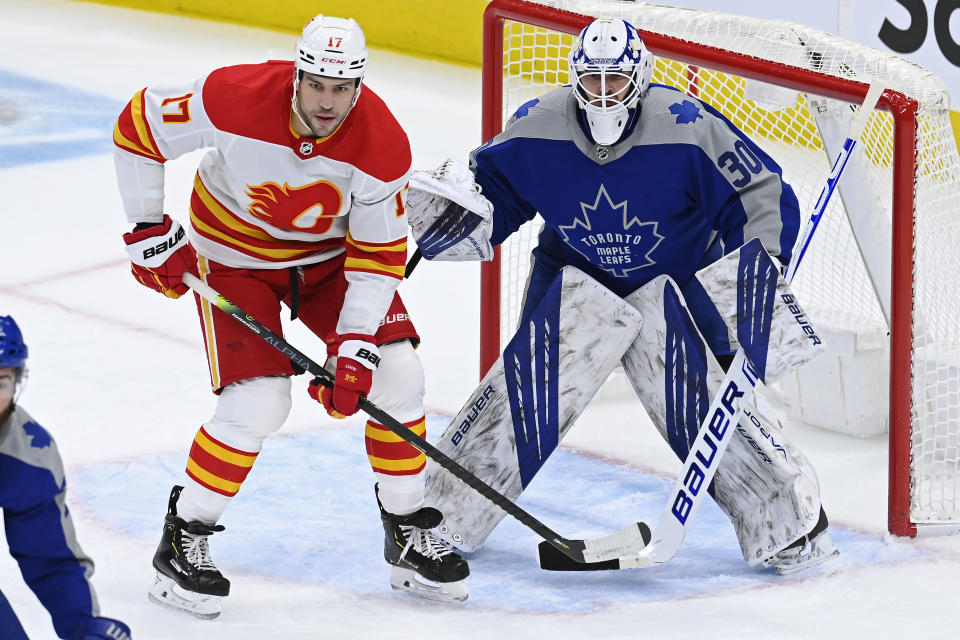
[[622, 276, 820, 564], [424, 266, 643, 550]]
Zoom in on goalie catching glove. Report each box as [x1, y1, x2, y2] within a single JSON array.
[[123, 214, 197, 298], [407, 159, 494, 261], [309, 334, 380, 417]]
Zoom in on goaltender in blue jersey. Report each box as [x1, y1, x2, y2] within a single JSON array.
[[408, 18, 837, 575], [475, 82, 800, 353], [0, 316, 131, 640]]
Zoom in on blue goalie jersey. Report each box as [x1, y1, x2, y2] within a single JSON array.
[[0, 405, 99, 639], [471, 84, 801, 353]]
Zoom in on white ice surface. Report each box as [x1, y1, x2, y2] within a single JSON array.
[[1, 1, 959, 638]]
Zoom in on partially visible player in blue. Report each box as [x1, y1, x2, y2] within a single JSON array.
[[408, 18, 836, 572], [0, 316, 131, 640]]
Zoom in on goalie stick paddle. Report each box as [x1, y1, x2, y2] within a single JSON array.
[[182, 272, 650, 566], [539, 83, 886, 572]]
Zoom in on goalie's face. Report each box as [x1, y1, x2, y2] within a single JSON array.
[[576, 71, 635, 108], [294, 72, 358, 138]]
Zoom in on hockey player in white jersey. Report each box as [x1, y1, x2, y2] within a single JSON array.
[[113, 15, 468, 612], [407, 18, 838, 574]]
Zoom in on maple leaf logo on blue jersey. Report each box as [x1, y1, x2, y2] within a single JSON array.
[[23, 421, 52, 449], [669, 100, 703, 124], [513, 98, 540, 120], [558, 184, 665, 278]]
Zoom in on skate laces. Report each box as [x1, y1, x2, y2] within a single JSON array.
[[181, 522, 224, 572], [398, 525, 454, 563]]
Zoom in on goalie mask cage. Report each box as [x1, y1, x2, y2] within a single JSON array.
[[479, 0, 960, 537]]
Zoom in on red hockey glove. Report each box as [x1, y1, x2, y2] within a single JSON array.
[[122, 214, 197, 299], [308, 334, 379, 417]]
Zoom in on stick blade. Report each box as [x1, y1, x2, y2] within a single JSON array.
[[537, 522, 651, 572]]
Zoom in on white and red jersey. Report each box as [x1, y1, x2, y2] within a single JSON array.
[[113, 60, 411, 336]]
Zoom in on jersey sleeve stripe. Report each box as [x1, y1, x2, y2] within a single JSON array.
[[343, 258, 406, 279], [113, 90, 166, 162], [344, 231, 407, 279], [132, 89, 163, 158], [346, 233, 407, 251]]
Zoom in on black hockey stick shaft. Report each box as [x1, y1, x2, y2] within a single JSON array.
[[182, 273, 591, 563], [404, 248, 423, 279]]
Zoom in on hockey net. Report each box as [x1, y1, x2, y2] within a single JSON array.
[[479, 0, 960, 536]]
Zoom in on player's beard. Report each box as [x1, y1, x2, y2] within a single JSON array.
[[306, 108, 345, 138]]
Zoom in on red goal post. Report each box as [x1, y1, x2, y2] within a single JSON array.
[[478, 0, 960, 537]]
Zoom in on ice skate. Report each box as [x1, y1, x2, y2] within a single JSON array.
[[377, 486, 470, 603], [148, 485, 230, 618], [765, 507, 839, 575]]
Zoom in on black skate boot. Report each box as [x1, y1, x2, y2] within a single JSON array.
[[376, 486, 470, 602], [148, 485, 230, 618]]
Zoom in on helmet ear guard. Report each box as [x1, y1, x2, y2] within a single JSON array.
[[569, 19, 654, 145]]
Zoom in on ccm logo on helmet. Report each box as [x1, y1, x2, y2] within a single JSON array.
[[320, 57, 346, 64], [142, 226, 185, 260]]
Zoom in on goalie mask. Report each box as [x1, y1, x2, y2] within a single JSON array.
[[569, 18, 653, 146], [292, 15, 368, 132]]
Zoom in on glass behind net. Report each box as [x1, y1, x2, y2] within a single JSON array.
[[488, 0, 960, 530]]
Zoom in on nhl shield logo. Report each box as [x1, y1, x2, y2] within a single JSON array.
[[300, 141, 314, 155]]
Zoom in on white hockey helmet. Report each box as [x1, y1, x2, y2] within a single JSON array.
[[569, 18, 653, 145], [295, 15, 368, 80]]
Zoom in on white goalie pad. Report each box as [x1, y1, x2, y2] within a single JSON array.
[[622, 274, 821, 564], [407, 159, 494, 261], [695, 238, 826, 383], [424, 266, 643, 551]]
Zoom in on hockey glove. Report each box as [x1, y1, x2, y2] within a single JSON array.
[[70, 616, 132, 640], [123, 214, 197, 298], [407, 158, 494, 261], [308, 334, 379, 418]]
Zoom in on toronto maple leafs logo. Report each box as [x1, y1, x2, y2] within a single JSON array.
[[23, 421, 52, 449], [557, 185, 665, 278], [669, 100, 703, 124]]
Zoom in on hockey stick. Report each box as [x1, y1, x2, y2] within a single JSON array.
[[182, 272, 650, 565], [404, 248, 423, 279], [539, 83, 885, 571]]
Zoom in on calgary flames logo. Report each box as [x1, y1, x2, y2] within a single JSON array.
[[245, 180, 343, 233]]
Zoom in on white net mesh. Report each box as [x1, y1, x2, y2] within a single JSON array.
[[486, 0, 960, 528]]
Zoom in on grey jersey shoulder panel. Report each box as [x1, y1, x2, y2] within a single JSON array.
[[637, 85, 789, 256], [1, 405, 65, 487]]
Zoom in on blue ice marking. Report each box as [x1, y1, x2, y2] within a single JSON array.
[[72, 416, 929, 613], [0, 69, 121, 168]]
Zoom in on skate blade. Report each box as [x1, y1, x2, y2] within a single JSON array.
[[389, 566, 468, 603], [775, 548, 840, 575], [148, 573, 222, 619]]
